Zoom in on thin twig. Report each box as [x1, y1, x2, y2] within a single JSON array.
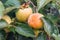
[[28, 0, 36, 7], [28, 0, 38, 13]]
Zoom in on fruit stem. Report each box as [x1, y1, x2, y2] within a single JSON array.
[[35, 7, 38, 13]]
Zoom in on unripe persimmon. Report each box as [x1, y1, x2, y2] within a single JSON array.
[[2, 15, 12, 24], [28, 13, 44, 29], [16, 7, 32, 22]]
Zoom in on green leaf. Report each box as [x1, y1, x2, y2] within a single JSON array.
[[42, 18, 53, 36], [52, 33, 60, 40], [37, 32, 47, 40], [1, 0, 7, 4], [0, 20, 8, 28], [55, 34, 60, 40], [0, 1, 5, 19], [9, 27, 15, 33], [15, 23, 35, 37], [37, 0, 51, 11], [42, 18, 59, 36], [52, 0, 60, 9], [53, 26, 59, 35], [5, 0, 20, 8], [46, 13, 58, 24], [4, 7, 16, 14]]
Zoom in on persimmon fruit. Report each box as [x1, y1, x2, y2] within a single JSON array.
[[16, 5, 32, 22], [28, 13, 44, 29]]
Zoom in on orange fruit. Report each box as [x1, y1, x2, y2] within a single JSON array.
[[2, 15, 12, 24], [16, 7, 32, 22], [28, 13, 44, 29]]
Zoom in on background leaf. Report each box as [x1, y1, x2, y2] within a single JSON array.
[[37, 0, 51, 11], [0, 1, 5, 19], [55, 35, 60, 40], [4, 7, 16, 14], [37, 32, 47, 40], [0, 20, 8, 29], [52, 33, 60, 40], [5, 0, 20, 8], [15, 23, 35, 37], [42, 18, 59, 36], [42, 18, 53, 36], [0, 30, 6, 40], [1, 0, 7, 4]]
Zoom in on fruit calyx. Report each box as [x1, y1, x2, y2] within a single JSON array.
[[20, 2, 30, 9]]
